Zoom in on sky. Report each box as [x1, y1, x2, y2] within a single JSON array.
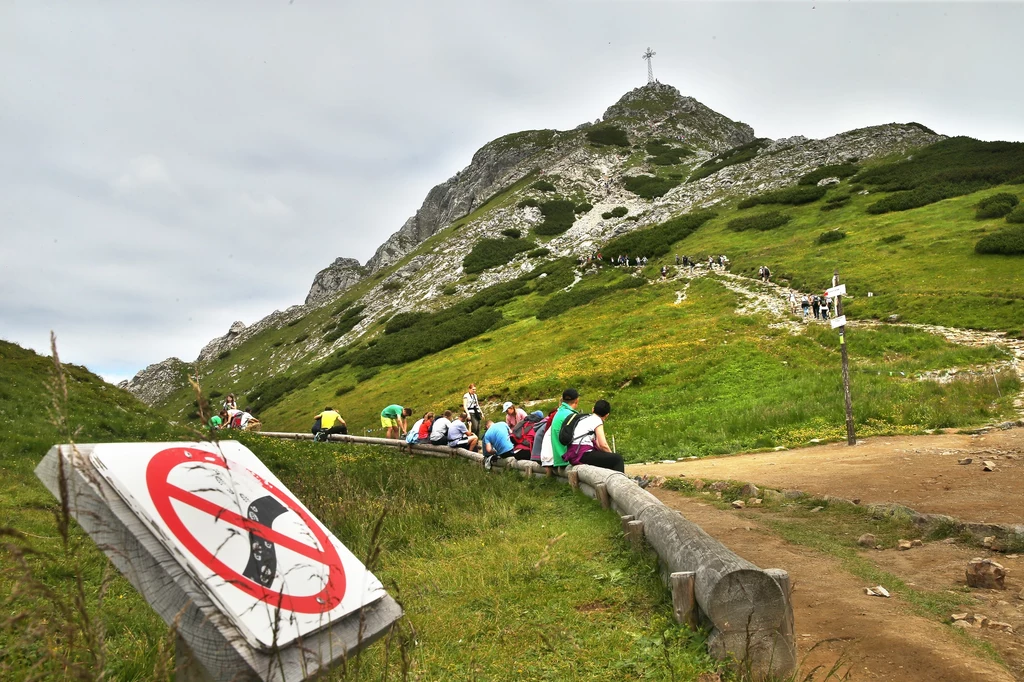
[[3, 1, 1023, 384]]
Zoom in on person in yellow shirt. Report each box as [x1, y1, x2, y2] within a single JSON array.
[[314, 407, 347, 441]]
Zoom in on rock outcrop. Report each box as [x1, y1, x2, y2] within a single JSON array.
[[305, 257, 366, 306], [118, 357, 189, 407]]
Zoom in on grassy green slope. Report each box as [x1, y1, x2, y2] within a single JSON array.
[[673, 185, 1024, 332], [263, 277, 1016, 459], [1, 341, 714, 680]]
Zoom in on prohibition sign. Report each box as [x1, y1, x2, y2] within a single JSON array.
[[145, 447, 346, 614]]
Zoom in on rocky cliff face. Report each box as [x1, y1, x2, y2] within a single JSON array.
[[305, 257, 366, 306], [118, 357, 190, 406]]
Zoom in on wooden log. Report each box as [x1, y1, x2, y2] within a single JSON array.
[[567, 469, 579, 489], [574, 465, 795, 680], [670, 571, 698, 629], [36, 444, 403, 682], [595, 481, 610, 509], [620, 514, 636, 534], [626, 520, 645, 549]]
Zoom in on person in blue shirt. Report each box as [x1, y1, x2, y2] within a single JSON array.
[[482, 419, 515, 470]]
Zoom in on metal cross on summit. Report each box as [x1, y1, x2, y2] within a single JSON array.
[[642, 47, 656, 84]]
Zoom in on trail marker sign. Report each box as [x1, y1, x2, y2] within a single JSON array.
[[830, 315, 847, 329], [37, 442, 402, 682]]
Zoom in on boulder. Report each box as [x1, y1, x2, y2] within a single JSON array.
[[857, 533, 877, 548], [739, 482, 760, 499], [966, 558, 1006, 590]]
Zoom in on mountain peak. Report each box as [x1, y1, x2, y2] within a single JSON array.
[[602, 81, 696, 121]]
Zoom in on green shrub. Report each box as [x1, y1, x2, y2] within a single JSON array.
[[880, 234, 906, 244], [798, 164, 859, 186], [217, 349, 232, 360], [975, 226, 1024, 255], [355, 366, 381, 383], [463, 237, 535, 274], [385, 311, 428, 334], [287, 318, 301, 327], [603, 211, 717, 258], [586, 125, 629, 147], [645, 139, 692, 166], [292, 333, 309, 344], [856, 137, 1024, 213], [601, 212, 613, 219], [536, 277, 646, 320], [527, 247, 550, 258], [610, 206, 628, 218], [688, 139, 771, 183], [334, 384, 355, 397], [623, 175, 681, 199], [530, 180, 556, 192], [501, 228, 522, 238], [975, 192, 1019, 219], [381, 280, 402, 291], [533, 200, 577, 236], [815, 230, 847, 245], [352, 307, 503, 367], [332, 301, 353, 316], [575, 202, 593, 213], [442, 284, 458, 295], [517, 198, 540, 208], [526, 258, 576, 293], [727, 211, 791, 232], [208, 390, 223, 399], [323, 309, 364, 342], [1007, 205, 1024, 224], [821, 195, 851, 212], [738, 185, 827, 209]]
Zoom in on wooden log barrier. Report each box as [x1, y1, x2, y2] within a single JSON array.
[[258, 432, 796, 679], [626, 519, 645, 549], [620, 514, 636, 534], [36, 444, 402, 682], [670, 571, 698, 629]]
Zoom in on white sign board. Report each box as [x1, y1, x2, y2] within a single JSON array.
[[825, 284, 847, 298], [89, 441, 385, 651], [830, 315, 847, 329]]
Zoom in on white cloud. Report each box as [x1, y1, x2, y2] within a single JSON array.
[[111, 154, 176, 194], [239, 192, 293, 219]]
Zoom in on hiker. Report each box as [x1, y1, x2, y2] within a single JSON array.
[[542, 388, 580, 471], [430, 410, 453, 445], [209, 410, 225, 430], [227, 409, 254, 429], [463, 384, 482, 434], [788, 291, 798, 314], [812, 295, 821, 320], [801, 296, 811, 318], [447, 412, 478, 452], [565, 400, 625, 473], [675, 254, 681, 265], [482, 419, 515, 470], [504, 401, 527, 428], [820, 295, 830, 320], [720, 255, 729, 270], [223, 393, 237, 411], [763, 266, 772, 283], [660, 265, 668, 278], [512, 410, 545, 461], [381, 404, 413, 440], [409, 411, 434, 444], [314, 406, 347, 441]]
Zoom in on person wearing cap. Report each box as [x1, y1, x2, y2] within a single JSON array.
[[503, 401, 528, 429], [548, 388, 580, 470]]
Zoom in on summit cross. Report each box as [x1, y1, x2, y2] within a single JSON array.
[[642, 47, 656, 84]]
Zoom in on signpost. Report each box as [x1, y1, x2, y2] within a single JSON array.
[[831, 271, 857, 445], [36, 441, 402, 681]]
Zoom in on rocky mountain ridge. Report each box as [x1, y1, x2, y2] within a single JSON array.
[[122, 82, 943, 407]]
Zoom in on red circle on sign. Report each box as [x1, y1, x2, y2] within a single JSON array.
[[146, 447, 345, 613]]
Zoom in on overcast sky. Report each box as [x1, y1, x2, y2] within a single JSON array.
[[3, 1, 1023, 384]]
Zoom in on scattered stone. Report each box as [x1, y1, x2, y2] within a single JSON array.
[[661, 459, 676, 464], [966, 558, 1006, 590], [1017, 588, 1024, 600], [988, 621, 1014, 633], [762, 489, 784, 501], [971, 614, 990, 628], [886, 314, 901, 323], [858, 533, 877, 547], [810, 506, 824, 513], [865, 585, 890, 598], [898, 540, 913, 551], [749, 498, 763, 506], [952, 619, 974, 630], [958, 458, 973, 465], [982, 461, 996, 472], [809, 438, 822, 444], [983, 536, 995, 548], [783, 489, 806, 500], [739, 482, 760, 499], [715, 492, 723, 499], [911, 539, 923, 547], [851, 498, 861, 505], [875, 544, 884, 550], [951, 613, 969, 621], [942, 537, 957, 544], [692, 479, 705, 491], [710, 481, 730, 492], [731, 500, 746, 509]]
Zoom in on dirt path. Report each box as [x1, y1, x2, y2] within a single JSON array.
[[652, 489, 1019, 681], [630, 429, 1024, 524]]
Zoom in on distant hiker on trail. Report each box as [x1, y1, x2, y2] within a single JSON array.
[[812, 295, 821, 320], [675, 254, 681, 265], [447, 412, 479, 452], [802, 296, 811, 318], [542, 388, 579, 471], [314, 406, 347, 441], [504, 401, 527, 429], [762, 266, 772, 283], [788, 291, 798, 314], [482, 419, 515, 470], [660, 265, 668, 278], [820, 295, 831, 321], [430, 410, 453, 445], [463, 384, 482, 434], [381, 404, 413, 440], [565, 400, 625, 473]]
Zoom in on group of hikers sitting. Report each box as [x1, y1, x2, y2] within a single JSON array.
[[208, 393, 258, 430], [308, 386, 625, 474]]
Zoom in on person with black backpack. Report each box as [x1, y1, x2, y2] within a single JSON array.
[[564, 400, 624, 472]]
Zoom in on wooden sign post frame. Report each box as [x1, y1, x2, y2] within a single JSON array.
[[36, 444, 403, 682]]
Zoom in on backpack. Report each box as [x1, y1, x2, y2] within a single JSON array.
[[511, 413, 543, 452], [558, 412, 592, 447]]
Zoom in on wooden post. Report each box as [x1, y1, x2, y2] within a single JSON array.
[[670, 571, 698, 629], [765, 568, 795, 646], [626, 520, 645, 549], [620, 514, 635, 534], [595, 481, 610, 509], [567, 469, 579, 489], [833, 270, 856, 445]]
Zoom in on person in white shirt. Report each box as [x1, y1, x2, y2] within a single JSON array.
[[462, 384, 482, 434], [563, 400, 624, 472], [430, 410, 453, 445]]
